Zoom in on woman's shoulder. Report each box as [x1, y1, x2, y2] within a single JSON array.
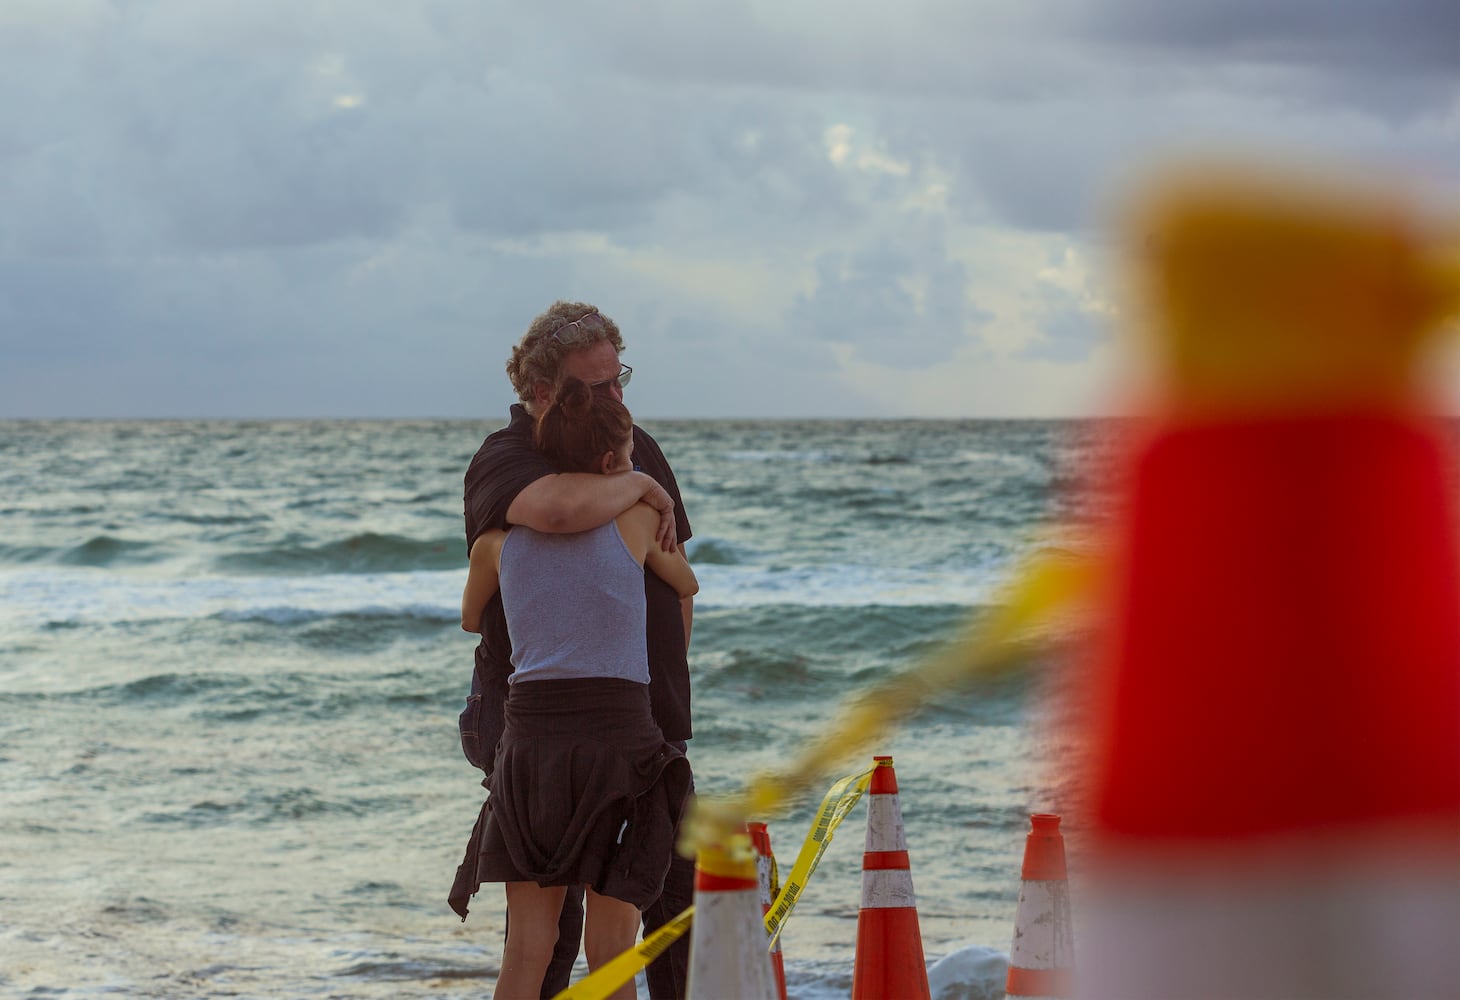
[[469, 527, 510, 561], [614, 503, 659, 554]]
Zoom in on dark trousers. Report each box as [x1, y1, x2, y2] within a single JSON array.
[[640, 848, 694, 999], [539, 886, 585, 999]]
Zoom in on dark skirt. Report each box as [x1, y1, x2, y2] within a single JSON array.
[[471, 677, 690, 910]]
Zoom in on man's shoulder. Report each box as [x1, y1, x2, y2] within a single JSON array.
[[467, 407, 534, 469], [463, 405, 555, 545], [488, 404, 534, 443], [630, 422, 691, 541], [631, 423, 669, 462]]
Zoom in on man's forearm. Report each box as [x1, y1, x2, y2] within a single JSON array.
[[505, 470, 669, 534]]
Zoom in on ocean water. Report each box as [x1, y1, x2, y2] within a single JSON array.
[[0, 418, 1111, 999]]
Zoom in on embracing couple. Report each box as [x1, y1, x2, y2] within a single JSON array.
[[448, 302, 700, 1000]]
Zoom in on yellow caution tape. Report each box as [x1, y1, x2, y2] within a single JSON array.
[[550, 904, 694, 1000], [762, 763, 876, 946], [680, 547, 1093, 855], [546, 764, 877, 1000]]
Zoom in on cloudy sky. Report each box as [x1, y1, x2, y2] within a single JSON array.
[[2, 1, 1456, 419]]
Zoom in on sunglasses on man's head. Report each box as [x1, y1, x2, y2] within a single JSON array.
[[550, 308, 608, 347]]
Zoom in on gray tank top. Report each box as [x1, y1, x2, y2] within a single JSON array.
[[499, 520, 650, 685]]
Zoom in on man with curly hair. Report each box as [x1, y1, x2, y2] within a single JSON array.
[[451, 301, 697, 999]]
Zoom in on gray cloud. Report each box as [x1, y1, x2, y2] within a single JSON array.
[[0, 0, 1454, 418], [790, 223, 991, 369], [1079, 0, 1459, 77]]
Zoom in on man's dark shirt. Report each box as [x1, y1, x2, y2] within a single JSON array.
[[463, 404, 694, 742]]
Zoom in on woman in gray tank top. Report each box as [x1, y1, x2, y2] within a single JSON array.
[[460, 377, 698, 1000]]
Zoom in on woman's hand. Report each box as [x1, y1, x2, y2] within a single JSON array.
[[635, 475, 678, 552]]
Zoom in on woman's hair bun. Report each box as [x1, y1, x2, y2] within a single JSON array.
[[535, 372, 634, 474]]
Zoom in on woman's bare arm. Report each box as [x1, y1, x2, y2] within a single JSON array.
[[640, 534, 699, 604], [617, 505, 697, 594], [506, 472, 678, 550], [461, 530, 506, 632], [679, 565, 694, 648]]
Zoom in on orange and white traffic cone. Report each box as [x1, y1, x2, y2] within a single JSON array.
[[1005, 814, 1075, 1000], [748, 821, 789, 1000], [686, 833, 779, 1000], [852, 755, 930, 1000]]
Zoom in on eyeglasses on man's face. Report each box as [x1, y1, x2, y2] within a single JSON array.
[[550, 308, 608, 347], [590, 364, 633, 390]]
